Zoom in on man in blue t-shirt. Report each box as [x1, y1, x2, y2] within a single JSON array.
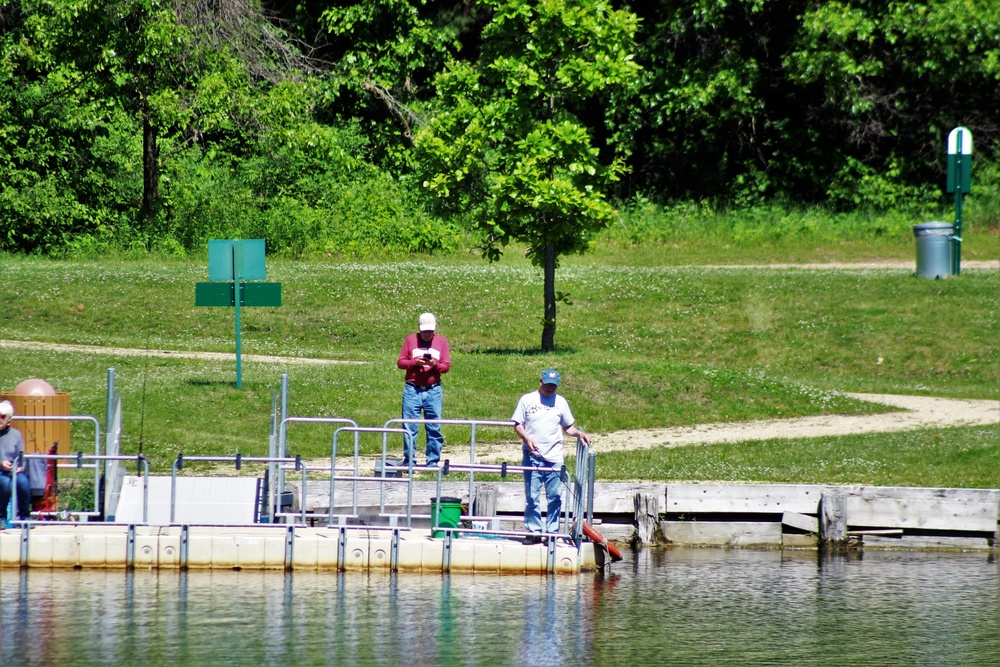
[[511, 369, 590, 541]]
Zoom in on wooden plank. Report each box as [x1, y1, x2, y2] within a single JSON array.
[[293, 481, 1000, 533], [472, 484, 498, 517], [592, 483, 664, 513], [820, 492, 847, 543], [593, 523, 634, 543], [781, 511, 819, 533], [665, 483, 828, 514], [862, 535, 994, 550], [844, 487, 999, 532], [660, 521, 782, 547], [781, 533, 817, 548], [634, 492, 660, 545]]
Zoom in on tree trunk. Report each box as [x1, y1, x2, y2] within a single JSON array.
[[541, 241, 556, 351], [141, 113, 160, 220]]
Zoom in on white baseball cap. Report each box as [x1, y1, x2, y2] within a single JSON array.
[[419, 312, 437, 331], [0, 400, 13, 418]]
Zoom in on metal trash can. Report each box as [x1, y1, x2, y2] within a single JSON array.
[[913, 221, 953, 279]]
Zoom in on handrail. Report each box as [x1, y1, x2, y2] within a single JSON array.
[[276, 416, 358, 522], [9, 415, 102, 520], [383, 417, 515, 502], [331, 426, 415, 527], [424, 435, 592, 549], [9, 452, 149, 524]]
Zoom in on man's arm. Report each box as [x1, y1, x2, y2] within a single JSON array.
[[514, 422, 538, 453], [435, 336, 451, 375], [564, 424, 590, 446], [397, 335, 418, 370]]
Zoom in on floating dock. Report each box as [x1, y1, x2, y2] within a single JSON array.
[[0, 524, 595, 573]]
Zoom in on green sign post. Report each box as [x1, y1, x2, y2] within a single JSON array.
[[195, 239, 282, 388], [946, 127, 972, 276]]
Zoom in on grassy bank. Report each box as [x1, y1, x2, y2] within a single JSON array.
[[0, 250, 996, 487]]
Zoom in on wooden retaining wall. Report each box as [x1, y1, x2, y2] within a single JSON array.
[[294, 481, 1000, 551]]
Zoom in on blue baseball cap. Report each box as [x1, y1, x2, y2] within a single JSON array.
[[540, 369, 561, 386]]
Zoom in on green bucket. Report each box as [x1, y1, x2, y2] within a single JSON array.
[[430, 496, 463, 538]]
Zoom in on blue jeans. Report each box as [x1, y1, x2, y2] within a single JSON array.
[[401, 383, 444, 466], [522, 450, 563, 534], [0, 471, 31, 520]]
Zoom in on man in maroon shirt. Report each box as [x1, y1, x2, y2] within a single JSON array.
[[397, 312, 451, 466]]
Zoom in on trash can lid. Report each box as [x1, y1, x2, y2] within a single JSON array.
[[431, 497, 463, 504], [913, 221, 953, 237]]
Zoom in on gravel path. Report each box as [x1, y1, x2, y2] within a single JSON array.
[[467, 393, 1000, 463]]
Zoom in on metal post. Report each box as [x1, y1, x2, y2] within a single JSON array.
[[234, 243, 244, 389], [105, 367, 115, 468], [587, 452, 596, 525], [953, 134, 963, 277], [468, 422, 476, 504]]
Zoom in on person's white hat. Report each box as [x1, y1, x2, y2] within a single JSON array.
[[419, 313, 437, 331], [0, 400, 13, 418]]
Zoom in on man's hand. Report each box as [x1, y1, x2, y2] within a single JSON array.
[[567, 425, 590, 446], [514, 423, 537, 452]]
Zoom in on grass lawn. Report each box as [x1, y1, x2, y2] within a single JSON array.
[[0, 243, 996, 488]]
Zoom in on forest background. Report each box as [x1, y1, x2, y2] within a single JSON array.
[[1, 1, 997, 489], [1, 0, 997, 261]]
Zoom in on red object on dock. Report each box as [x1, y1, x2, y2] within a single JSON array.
[[583, 521, 623, 562]]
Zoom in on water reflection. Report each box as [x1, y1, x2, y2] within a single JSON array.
[[1, 549, 997, 666]]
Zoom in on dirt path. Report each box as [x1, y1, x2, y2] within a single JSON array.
[[0, 339, 362, 366], [470, 393, 1000, 462], [700, 260, 998, 270]]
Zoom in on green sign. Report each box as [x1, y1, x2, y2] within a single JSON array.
[[195, 239, 282, 388], [208, 239, 267, 280], [945, 127, 972, 277], [195, 281, 283, 307], [946, 127, 972, 194]]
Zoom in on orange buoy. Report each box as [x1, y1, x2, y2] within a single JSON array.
[[582, 521, 623, 562]]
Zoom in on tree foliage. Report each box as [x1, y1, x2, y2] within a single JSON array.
[[626, 0, 999, 207], [416, 0, 640, 350], [0, 0, 997, 259]]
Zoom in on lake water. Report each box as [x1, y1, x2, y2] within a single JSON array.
[[2, 548, 997, 666]]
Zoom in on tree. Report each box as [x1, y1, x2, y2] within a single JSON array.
[[416, 0, 639, 351], [624, 0, 1000, 206], [317, 0, 489, 168]]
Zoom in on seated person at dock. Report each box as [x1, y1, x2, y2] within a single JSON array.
[[0, 400, 30, 522]]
